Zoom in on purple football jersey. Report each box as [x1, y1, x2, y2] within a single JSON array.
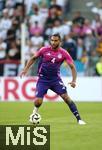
[[35, 46, 73, 79]]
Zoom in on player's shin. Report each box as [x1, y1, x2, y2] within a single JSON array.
[[33, 98, 43, 114], [67, 101, 81, 121], [61, 94, 81, 121]]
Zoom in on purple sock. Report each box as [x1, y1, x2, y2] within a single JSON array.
[[68, 101, 81, 121]]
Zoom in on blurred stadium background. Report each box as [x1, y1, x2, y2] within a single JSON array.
[[0, 0, 102, 150], [0, 0, 102, 77]]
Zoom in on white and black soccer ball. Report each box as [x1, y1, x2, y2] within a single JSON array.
[[29, 113, 41, 124]]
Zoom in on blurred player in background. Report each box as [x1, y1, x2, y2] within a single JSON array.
[[20, 33, 86, 125]]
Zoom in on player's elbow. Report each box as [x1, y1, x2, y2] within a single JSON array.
[[70, 63, 77, 73], [69, 63, 76, 70], [31, 55, 37, 62]]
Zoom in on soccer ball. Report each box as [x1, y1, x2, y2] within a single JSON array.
[[29, 113, 41, 124]]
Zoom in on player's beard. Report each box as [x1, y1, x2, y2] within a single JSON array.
[[51, 44, 59, 50]]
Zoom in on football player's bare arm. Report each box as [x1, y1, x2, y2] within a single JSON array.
[[20, 55, 38, 77], [68, 63, 77, 88]]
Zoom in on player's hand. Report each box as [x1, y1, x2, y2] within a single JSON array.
[[68, 81, 76, 88], [19, 70, 27, 78]]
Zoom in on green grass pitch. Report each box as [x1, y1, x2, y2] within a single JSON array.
[[0, 102, 102, 150]]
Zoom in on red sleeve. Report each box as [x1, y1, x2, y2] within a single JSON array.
[[62, 49, 73, 64]]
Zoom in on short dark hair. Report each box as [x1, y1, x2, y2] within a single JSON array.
[[50, 33, 61, 40]]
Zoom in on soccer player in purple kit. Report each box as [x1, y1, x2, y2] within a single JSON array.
[[20, 33, 86, 125]]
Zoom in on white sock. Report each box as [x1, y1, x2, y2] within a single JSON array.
[[33, 107, 38, 114]]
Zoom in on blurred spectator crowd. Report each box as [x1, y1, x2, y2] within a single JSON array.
[[0, 0, 102, 76]]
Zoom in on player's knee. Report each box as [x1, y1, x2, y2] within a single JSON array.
[[34, 98, 43, 107], [61, 93, 71, 103], [64, 96, 68, 103], [61, 94, 68, 102]]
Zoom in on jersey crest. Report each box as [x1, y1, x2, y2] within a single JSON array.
[[58, 53, 62, 59], [46, 52, 51, 56]]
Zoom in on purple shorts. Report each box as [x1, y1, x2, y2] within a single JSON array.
[[35, 78, 67, 98]]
